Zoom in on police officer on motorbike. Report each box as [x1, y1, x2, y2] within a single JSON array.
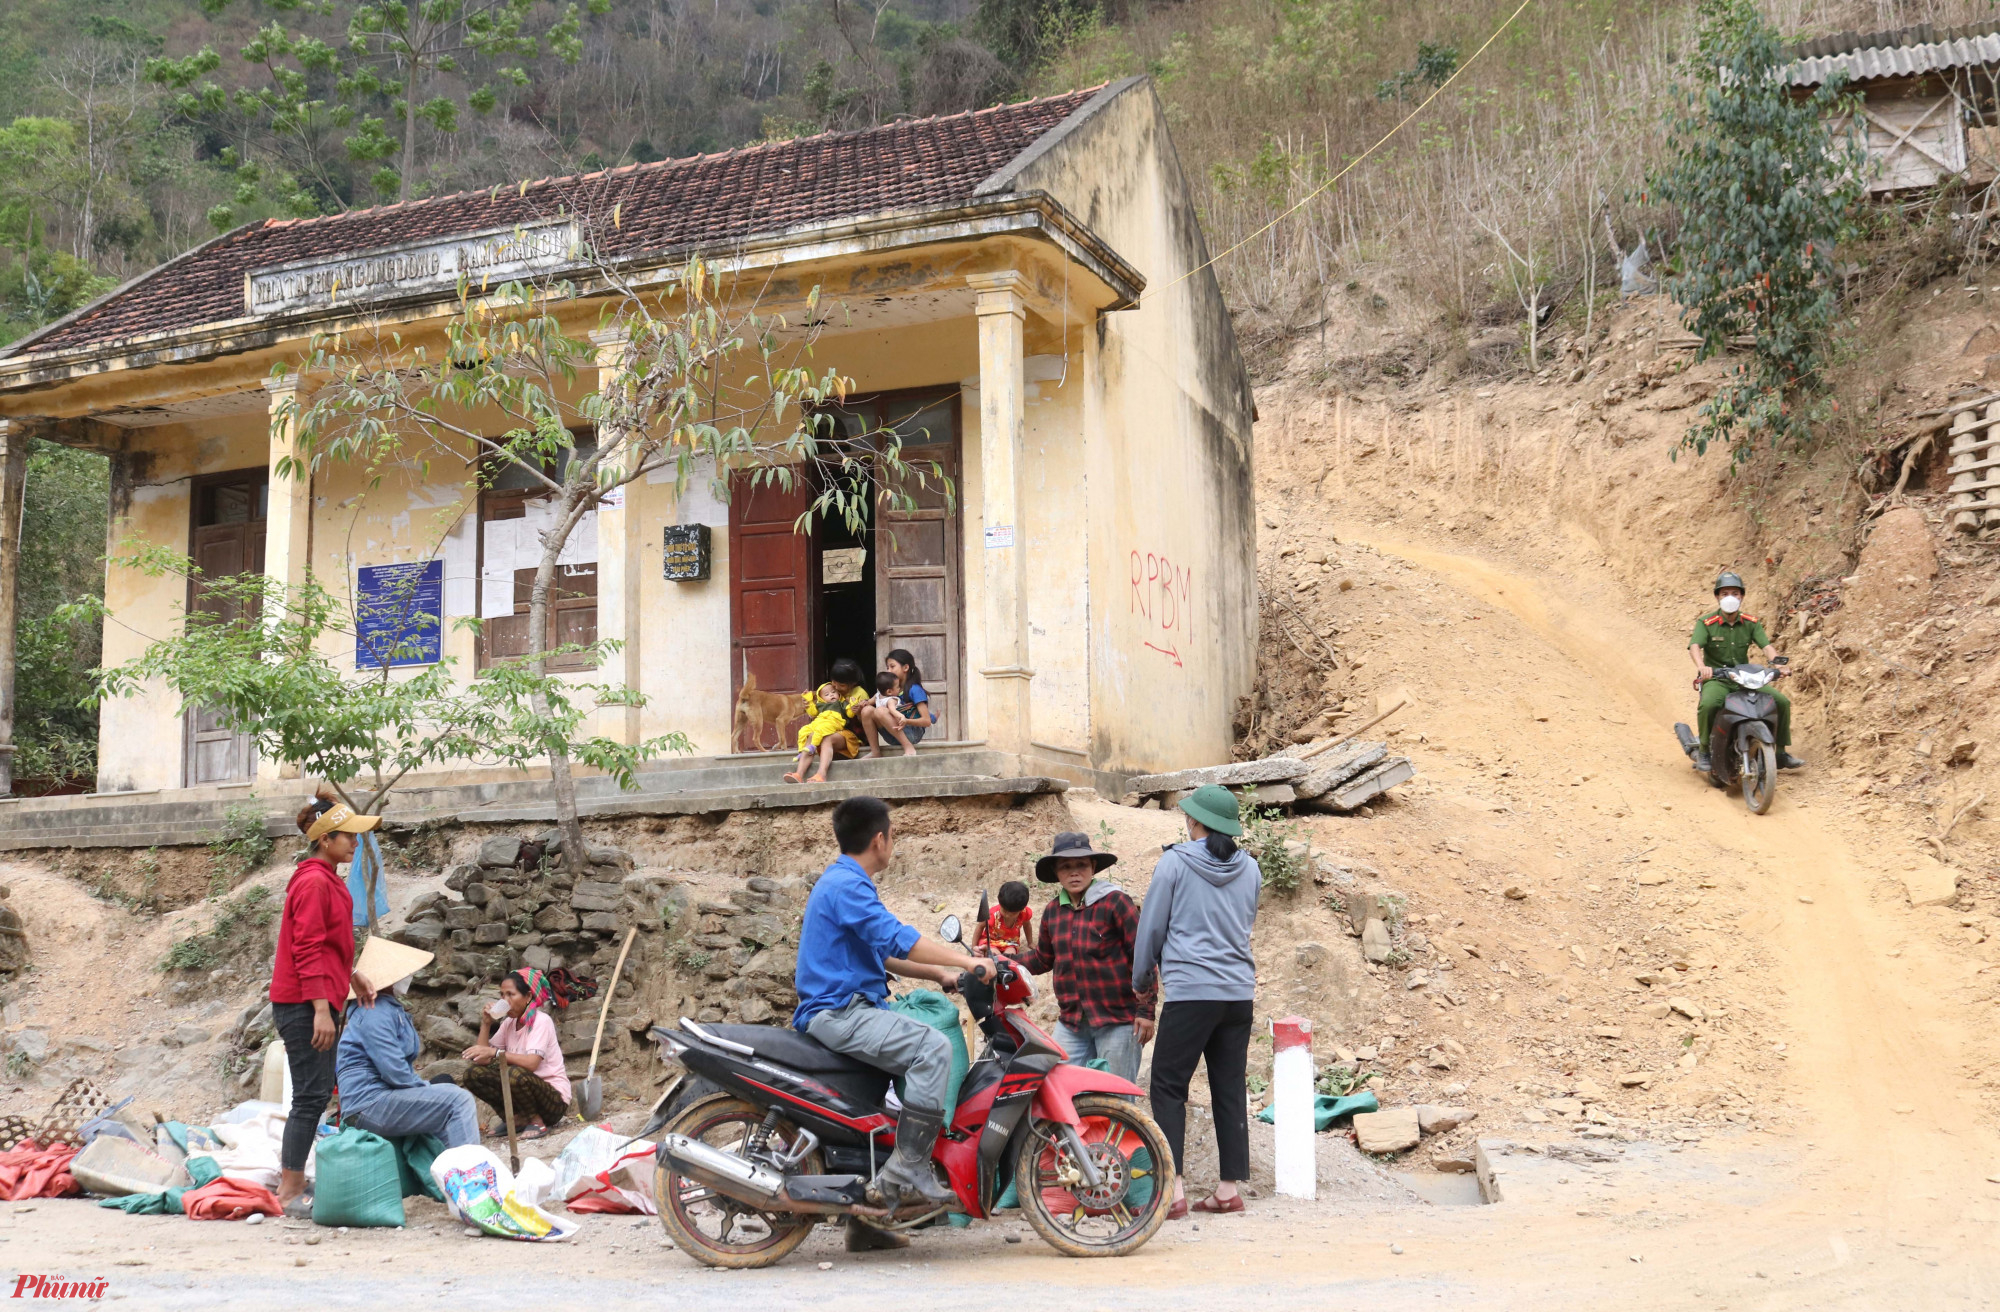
[[1688, 571, 1803, 774]]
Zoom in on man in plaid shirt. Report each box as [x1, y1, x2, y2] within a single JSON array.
[[1008, 832, 1155, 1083]]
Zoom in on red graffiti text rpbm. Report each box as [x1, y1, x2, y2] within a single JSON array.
[[1131, 550, 1192, 664]]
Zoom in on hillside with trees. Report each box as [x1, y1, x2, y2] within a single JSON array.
[[1, 0, 1994, 786]]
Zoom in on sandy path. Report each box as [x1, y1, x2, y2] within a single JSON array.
[[1336, 525, 2000, 1288]]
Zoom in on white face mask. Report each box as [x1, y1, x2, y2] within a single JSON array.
[[1718, 594, 1742, 613], [392, 976, 411, 997]]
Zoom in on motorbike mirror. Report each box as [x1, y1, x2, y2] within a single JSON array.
[[939, 914, 962, 944]]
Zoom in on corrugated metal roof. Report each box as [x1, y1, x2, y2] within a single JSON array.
[[1784, 21, 2000, 86]]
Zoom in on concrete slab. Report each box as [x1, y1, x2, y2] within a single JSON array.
[[0, 745, 1068, 850]]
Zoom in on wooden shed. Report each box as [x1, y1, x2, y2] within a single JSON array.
[[1784, 22, 2000, 192]]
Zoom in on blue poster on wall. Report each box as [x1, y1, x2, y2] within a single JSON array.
[[356, 559, 444, 668]]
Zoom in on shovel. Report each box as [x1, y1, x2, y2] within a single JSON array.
[[578, 926, 638, 1123], [499, 1062, 520, 1176]]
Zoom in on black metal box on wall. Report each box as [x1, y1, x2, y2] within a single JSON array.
[[662, 523, 712, 581]]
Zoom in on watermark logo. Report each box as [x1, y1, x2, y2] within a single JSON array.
[[9, 1276, 107, 1300]]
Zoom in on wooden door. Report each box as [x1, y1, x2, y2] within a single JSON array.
[[875, 393, 961, 740], [729, 471, 814, 752], [184, 472, 267, 786]]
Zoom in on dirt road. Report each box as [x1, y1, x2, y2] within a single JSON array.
[[12, 516, 2000, 1307]]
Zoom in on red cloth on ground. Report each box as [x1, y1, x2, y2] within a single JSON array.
[[181, 1177, 282, 1221], [269, 857, 355, 1005], [0, 1141, 80, 1200]]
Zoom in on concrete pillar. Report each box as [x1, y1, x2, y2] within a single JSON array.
[[0, 421, 33, 796], [1271, 1015, 1315, 1199], [968, 271, 1033, 757], [259, 375, 308, 785], [590, 328, 641, 744], [263, 374, 310, 606]]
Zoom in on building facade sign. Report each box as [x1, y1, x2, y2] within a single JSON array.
[[245, 220, 580, 316]]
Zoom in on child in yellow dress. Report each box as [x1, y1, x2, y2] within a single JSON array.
[[785, 658, 868, 783]]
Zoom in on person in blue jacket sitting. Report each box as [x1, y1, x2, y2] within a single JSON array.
[[337, 938, 480, 1149]]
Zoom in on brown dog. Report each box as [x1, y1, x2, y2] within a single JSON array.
[[733, 668, 793, 752]]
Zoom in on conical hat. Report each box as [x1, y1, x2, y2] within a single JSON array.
[[351, 936, 433, 998]]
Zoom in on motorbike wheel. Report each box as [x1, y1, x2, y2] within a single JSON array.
[[653, 1093, 822, 1270], [1742, 739, 1777, 815], [1014, 1093, 1176, 1258]]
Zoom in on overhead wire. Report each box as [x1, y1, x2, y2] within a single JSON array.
[[1148, 0, 1540, 304]]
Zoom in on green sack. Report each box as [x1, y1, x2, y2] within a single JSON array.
[[392, 1134, 446, 1201], [889, 989, 969, 1118], [313, 1129, 406, 1228], [1254, 1090, 1379, 1131]]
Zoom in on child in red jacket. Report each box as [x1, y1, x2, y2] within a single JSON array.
[[975, 880, 1034, 956]]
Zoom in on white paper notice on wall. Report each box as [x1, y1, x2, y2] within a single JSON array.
[[479, 505, 600, 618], [441, 513, 477, 618], [984, 524, 1015, 550], [479, 518, 521, 618]]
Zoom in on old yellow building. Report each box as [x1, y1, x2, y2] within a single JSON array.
[[0, 77, 1254, 821]]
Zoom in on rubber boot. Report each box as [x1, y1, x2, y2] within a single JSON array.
[[865, 1105, 954, 1210], [1691, 749, 1711, 774], [1778, 752, 1805, 770], [846, 1218, 911, 1251]]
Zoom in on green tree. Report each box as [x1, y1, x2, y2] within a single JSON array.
[[1647, 0, 1866, 464], [148, 0, 604, 206], [14, 441, 108, 787]]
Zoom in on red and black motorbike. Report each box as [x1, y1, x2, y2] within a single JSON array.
[[642, 897, 1175, 1267]]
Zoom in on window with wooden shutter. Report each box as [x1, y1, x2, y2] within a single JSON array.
[[476, 435, 599, 672]]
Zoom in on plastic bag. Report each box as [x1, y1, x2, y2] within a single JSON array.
[[548, 1125, 658, 1214], [312, 1128, 406, 1228], [430, 1145, 578, 1241]]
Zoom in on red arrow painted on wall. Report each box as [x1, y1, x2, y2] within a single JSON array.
[[1145, 641, 1184, 667]]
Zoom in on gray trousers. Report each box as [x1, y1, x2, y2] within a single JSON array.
[[343, 1081, 482, 1150], [1053, 1020, 1141, 1085], [806, 995, 953, 1114]]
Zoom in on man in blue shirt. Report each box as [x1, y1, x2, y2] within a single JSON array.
[[795, 795, 991, 1211]]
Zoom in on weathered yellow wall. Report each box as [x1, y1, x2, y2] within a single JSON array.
[[1010, 80, 1258, 774], [98, 411, 269, 792]]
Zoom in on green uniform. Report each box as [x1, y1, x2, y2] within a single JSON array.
[[1690, 609, 1790, 749]]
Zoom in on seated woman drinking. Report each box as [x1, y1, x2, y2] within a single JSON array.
[[459, 968, 572, 1138], [336, 938, 482, 1149]]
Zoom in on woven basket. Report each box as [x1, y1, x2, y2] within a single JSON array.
[[34, 1077, 112, 1149]]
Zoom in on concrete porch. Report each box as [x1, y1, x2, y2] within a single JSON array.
[[0, 742, 1096, 852]]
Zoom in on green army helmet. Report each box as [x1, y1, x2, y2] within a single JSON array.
[[1713, 571, 1746, 595]]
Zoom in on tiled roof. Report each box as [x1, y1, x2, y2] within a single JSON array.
[[21, 87, 1101, 356]]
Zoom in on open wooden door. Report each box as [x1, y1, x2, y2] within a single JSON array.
[[874, 392, 962, 740], [184, 471, 267, 785], [728, 472, 814, 752]]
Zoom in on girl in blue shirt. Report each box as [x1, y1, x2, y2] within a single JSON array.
[[858, 648, 935, 757]]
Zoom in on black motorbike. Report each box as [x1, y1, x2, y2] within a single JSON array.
[[1674, 658, 1787, 814]]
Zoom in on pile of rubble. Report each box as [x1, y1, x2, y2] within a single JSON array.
[[1124, 737, 1413, 813]]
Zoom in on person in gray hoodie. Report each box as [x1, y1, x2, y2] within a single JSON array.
[[1132, 783, 1261, 1218]]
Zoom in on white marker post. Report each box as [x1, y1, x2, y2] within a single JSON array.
[[1272, 1015, 1315, 1200]]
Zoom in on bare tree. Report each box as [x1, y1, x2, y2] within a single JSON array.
[[44, 41, 150, 260]]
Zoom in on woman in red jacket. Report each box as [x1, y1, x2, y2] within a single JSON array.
[[271, 795, 382, 1214]]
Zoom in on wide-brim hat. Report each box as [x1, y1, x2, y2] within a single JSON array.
[[1177, 784, 1243, 837], [351, 936, 433, 998], [1034, 831, 1119, 883], [306, 802, 381, 843]]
